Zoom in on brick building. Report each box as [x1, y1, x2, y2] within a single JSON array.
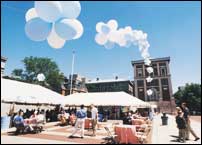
[[131, 57, 176, 113], [61, 74, 88, 96], [86, 77, 134, 95]]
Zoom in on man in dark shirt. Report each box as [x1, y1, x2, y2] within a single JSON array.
[[123, 112, 132, 125], [181, 102, 200, 141], [176, 110, 186, 142]]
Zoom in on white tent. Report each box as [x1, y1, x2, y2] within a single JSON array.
[[1, 78, 64, 105], [63, 92, 151, 108]]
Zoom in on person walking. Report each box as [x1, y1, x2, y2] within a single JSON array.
[[69, 105, 87, 139], [181, 102, 200, 141], [91, 104, 98, 136], [175, 107, 186, 143]]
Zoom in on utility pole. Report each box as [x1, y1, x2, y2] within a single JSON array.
[[70, 49, 75, 95]]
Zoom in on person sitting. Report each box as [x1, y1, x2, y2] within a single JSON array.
[[123, 112, 132, 125], [69, 112, 76, 126], [13, 111, 33, 134], [59, 109, 69, 126], [132, 111, 141, 119], [13, 111, 24, 128], [37, 110, 46, 124], [30, 111, 38, 119], [28, 111, 38, 124]]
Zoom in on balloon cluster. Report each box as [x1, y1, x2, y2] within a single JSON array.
[[95, 19, 154, 96], [25, 1, 83, 49]]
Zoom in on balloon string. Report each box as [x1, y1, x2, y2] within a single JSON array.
[[1, 4, 26, 13]]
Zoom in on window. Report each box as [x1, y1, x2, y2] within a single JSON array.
[[138, 88, 145, 101], [137, 68, 143, 77], [136, 65, 143, 77], [162, 86, 170, 101], [160, 67, 167, 76], [159, 63, 167, 76], [137, 80, 144, 87], [161, 79, 168, 86], [146, 88, 159, 101], [152, 64, 158, 76], [147, 79, 159, 86]]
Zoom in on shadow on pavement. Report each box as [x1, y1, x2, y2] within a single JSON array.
[[170, 139, 180, 142], [170, 135, 179, 138]]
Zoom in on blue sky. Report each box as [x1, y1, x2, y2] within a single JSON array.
[[1, 1, 201, 93]]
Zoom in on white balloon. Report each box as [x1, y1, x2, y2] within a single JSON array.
[[25, 8, 38, 22], [47, 26, 66, 49], [96, 22, 105, 33], [141, 50, 150, 59], [60, 1, 81, 19], [70, 19, 84, 39], [104, 41, 115, 49], [146, 67, 154, 74], [108, 31, 119, 42], [125, 40, 132, 48], [147, 89, 153, 96], [101, 24, 110, 34], [146, 76, 153, 83], [144, 58, 151, 66], [55, 19, 77, 40], [107, 19, 118, 31], [37, 73, 45, 81], [56, 19, 83, 40], [95, 33, 108, 45], [25, 18, 52, 41], [35, 1, 62, 22]]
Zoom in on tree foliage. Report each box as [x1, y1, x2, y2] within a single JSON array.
[[174, 83, 201, 114], [12, 69, 23, 77], [11, 56, 64, 93]]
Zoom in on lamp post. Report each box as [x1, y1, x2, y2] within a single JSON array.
[[70, 50, 75, 95]]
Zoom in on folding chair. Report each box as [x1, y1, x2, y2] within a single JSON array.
[[104, 126, 118, 144], [136, 126, 151, 143]]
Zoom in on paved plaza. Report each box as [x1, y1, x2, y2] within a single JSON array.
[[152, 114, 201, 144], [1, 115, 201, 144]]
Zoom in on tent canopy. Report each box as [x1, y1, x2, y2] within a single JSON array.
[[63, 92, 151, 108], [1, 78, 150, 108], [1, 78, 64, 105]]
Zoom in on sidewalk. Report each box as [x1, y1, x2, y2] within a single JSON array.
[[152, 114, 201, 144]]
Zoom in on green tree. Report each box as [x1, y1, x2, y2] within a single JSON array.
[[11, 56, 64, 93], [12, 69, 23, 78], [174, 83, 201, 114]]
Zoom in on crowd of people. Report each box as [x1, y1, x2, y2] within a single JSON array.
[[175, 102, 200, 143], [122, 109, 153, 125], [7, 101, 200, 143], [12, 109, 45, 134]]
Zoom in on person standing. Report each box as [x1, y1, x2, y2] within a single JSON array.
[[175, 107, 186, 143], [91, 104, 98, 136], [69, 105, 86, 139], [181, 102, 200, 141]]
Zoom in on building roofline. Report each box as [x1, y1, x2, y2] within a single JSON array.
[[86, 79, 133, 85], [131, 57, 170, 66]]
